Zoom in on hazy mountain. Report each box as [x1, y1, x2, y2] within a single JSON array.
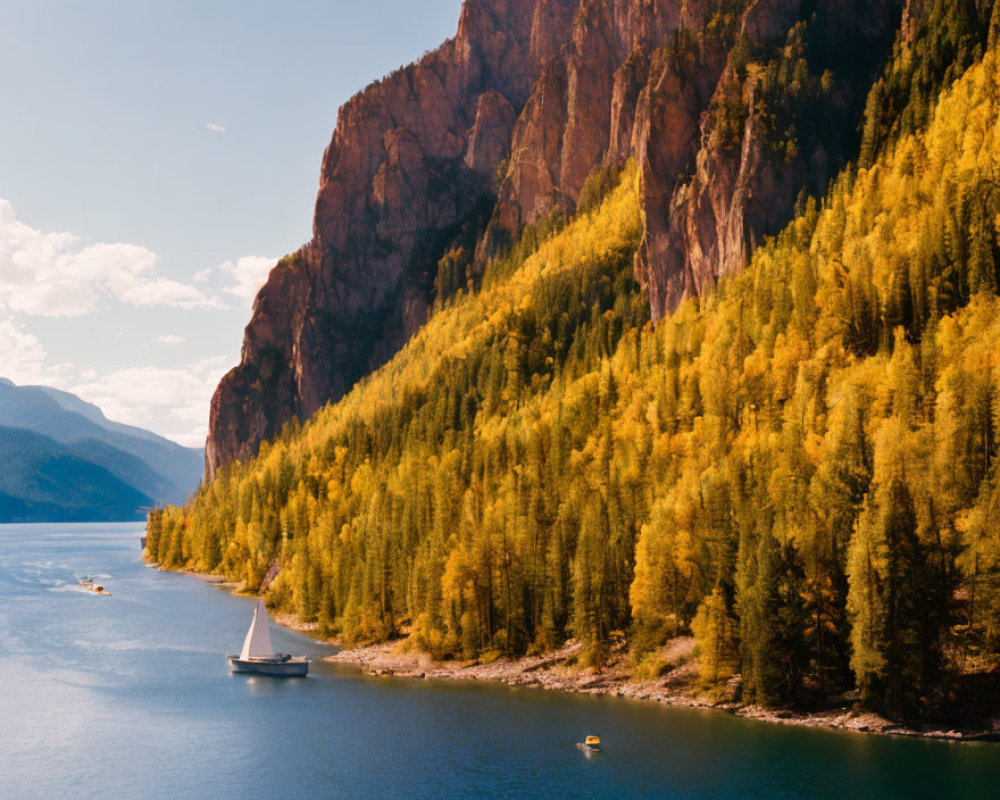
[[35, 384, 165, 444], [0, 426, 153, 522], [0, 379, 203, 521]]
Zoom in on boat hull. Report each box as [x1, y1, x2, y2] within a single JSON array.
[[227, 655, 309, 677]]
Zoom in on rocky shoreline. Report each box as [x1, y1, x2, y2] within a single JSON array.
[[170, 565, 998, 743], [327, 639, 999, 743]]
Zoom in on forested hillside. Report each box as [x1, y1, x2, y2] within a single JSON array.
[[150, 36, 1000, 716], [0, 426, 153, 522]]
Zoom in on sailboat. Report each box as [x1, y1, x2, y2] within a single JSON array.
[[227, 598, 310, 676]]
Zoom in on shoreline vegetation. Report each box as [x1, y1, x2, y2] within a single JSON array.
[[176, 566, 998, 743]]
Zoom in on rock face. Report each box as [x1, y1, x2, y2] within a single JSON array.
[[636, 0, 903, 317], [207, 0, 579, 476], [206, 0, 903, 477]]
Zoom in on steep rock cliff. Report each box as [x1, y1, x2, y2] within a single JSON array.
[[207, 0, 578, 477], [207, 0, 902, 477]]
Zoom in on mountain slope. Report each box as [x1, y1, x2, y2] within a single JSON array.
[[0, 380, 202, 505], [151, 42, 1000, 719], [64, 438, 177, 505], [0, 427, 153, 522], [205, 0, 903, 477]]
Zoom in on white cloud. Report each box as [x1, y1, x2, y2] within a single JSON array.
[[0, 198, 220, 316], [0, 319, 48, 384], [219, 255, 275, 301], [205, 122, 226, 133], [170, 429, 209, 448], [0, 317, 228, 444], [70, 356, 229, 447], [0, 200, 273, 445], [118, 277, 221, 309]]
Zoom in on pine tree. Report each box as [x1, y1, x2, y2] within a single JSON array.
[[847, 476, 950, 715], [691, 585, 739, 687], [738, 529, 808, 707]]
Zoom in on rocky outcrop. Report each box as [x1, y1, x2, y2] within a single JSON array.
[[207, 0, 903, 477], [483, 0, 901, 313], [481, 0, 715, 257], [637, 0, 903, 317]]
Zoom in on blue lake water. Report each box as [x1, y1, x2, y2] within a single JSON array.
[[0, 523, 997, 799]]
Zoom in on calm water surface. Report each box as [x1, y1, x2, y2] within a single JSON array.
[[0, 523, 997, 799]]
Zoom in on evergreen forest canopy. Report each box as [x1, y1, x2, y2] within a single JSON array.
[[149, 20, 1000, 717]]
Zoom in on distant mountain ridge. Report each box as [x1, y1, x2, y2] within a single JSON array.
[[35, 384, 165, 444], [0, 426, 154, 522], [0, 379, 203, 522]]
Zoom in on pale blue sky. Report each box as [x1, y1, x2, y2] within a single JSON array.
[[0, 0, 463, 445]]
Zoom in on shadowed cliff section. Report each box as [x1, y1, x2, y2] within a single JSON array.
[[207, 0, 902, 477]]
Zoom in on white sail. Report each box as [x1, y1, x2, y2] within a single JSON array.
[[240, 598, 274, 659]]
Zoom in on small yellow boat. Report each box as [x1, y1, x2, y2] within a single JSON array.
[[577, 734, 601, 754]]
